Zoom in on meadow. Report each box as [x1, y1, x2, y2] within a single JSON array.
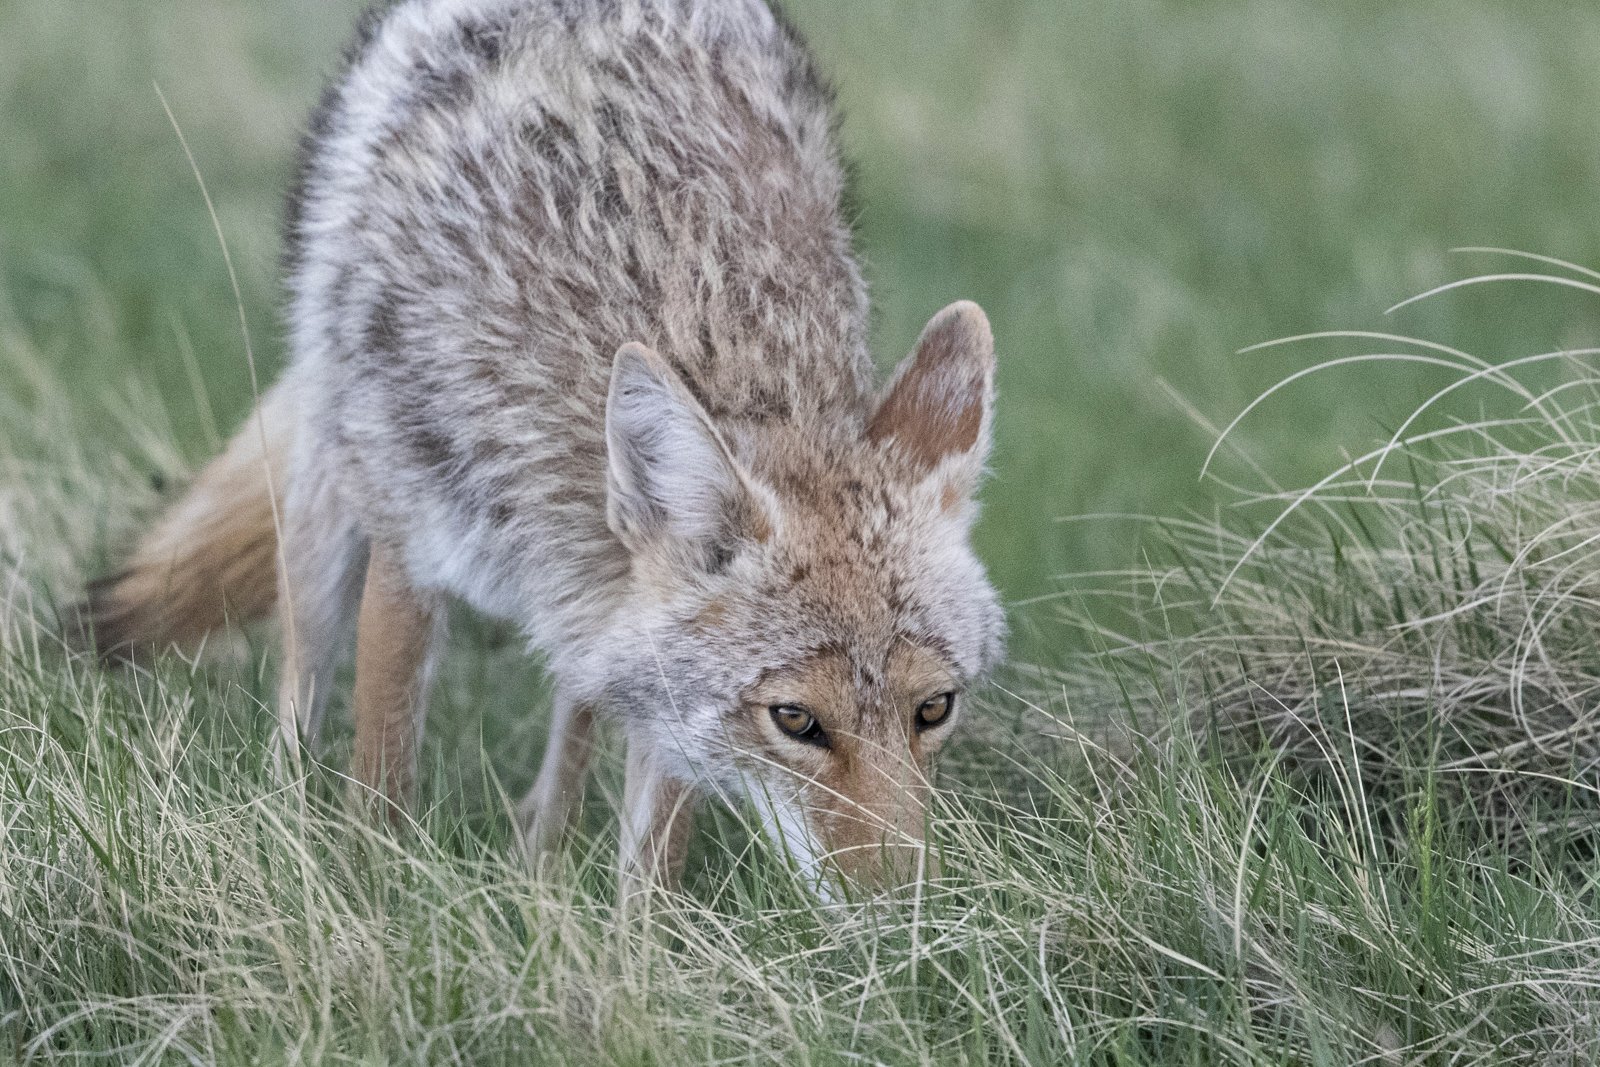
[[5, 0, 1600, 1062]]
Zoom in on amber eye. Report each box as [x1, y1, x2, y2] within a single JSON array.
[[916, 692, 956, 730], [770, 705, 827, 746]]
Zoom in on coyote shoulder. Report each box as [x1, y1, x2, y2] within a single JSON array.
[[85, 0, 1004, 894]]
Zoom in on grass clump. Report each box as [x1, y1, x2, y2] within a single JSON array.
[[1063, 256, 1600, 855]]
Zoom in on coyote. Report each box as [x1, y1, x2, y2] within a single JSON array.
[[83, 0, 1004, 894]]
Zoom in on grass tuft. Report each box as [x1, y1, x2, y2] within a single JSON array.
[[1062, 257, 1600, 885]]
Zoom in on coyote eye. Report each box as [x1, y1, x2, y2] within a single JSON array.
[[915, 692, 955, 731], [770, 705, 827, 746]]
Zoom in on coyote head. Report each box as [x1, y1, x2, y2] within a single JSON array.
[[578, 301, 1004, 893]]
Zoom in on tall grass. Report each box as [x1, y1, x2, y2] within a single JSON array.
[[7, 264, 1600, 1063]]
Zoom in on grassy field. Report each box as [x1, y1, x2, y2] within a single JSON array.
[[5, 0, 1600, 1062]]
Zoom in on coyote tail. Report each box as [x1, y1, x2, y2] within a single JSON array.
[[77, 384, 292, 659]]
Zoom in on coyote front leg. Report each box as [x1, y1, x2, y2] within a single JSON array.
[[351, 543, 443, 820], [618, 742, 699, 900], [518, 693, 597, 861]]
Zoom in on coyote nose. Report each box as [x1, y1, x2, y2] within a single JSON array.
[[824, 822, 939, 894], [813, 765, 939, 893]]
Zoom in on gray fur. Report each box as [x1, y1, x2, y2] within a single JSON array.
[[276, 0, 1004, 870]]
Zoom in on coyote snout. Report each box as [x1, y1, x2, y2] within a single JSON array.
[[755, 777, 936, 897], [780, 767, 939, 895]]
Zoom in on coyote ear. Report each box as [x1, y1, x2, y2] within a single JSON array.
[[605, 343, 768, 560], [868, 301, 995, 496]]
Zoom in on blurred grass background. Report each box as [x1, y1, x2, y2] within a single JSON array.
[[5, 0, 1600, 612]]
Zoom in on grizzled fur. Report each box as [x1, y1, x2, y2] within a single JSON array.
[[86, 0, 1004, 894]]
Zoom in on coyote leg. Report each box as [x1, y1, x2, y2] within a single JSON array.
[[517, 692, 597, 862], [350, 542, 443, 820], [618, 742, 698, 900], [275, 463, 365, 757]]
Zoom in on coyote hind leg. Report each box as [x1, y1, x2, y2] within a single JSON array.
[[275, 459, 366, 757], [350, 541, 444, 820]]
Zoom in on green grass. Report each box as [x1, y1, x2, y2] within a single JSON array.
[[6, 645, 1598, 1064], [5, 0, 1600, 1062]]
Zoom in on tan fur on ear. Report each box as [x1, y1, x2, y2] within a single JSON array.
[[867, 301, 995, 473]]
